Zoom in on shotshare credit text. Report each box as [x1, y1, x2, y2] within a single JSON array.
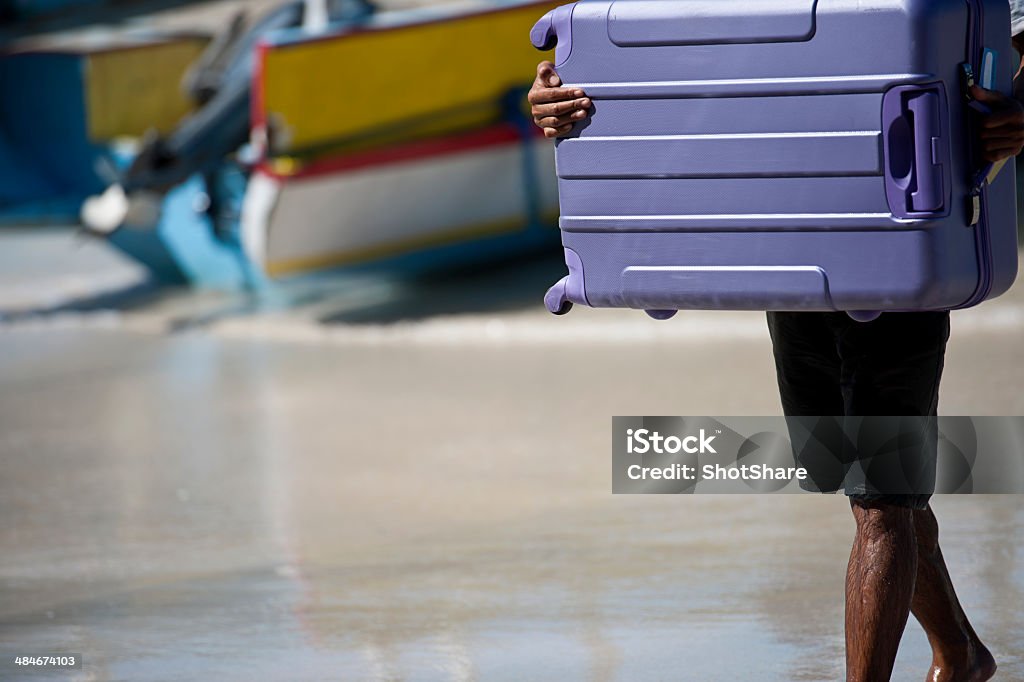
[[625, 428, 808, 482]]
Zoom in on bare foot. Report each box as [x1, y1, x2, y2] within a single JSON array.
[[927, 643, 996, 682]]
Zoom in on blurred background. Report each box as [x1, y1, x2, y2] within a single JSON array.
[[0, 0, 1023, 680]]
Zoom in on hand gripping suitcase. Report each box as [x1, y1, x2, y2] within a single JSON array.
[[531, 0, 1019, 320]]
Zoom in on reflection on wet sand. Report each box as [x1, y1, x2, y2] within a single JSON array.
[[1, 323, 1022, 680]]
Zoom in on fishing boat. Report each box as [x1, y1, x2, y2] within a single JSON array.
[[74, 0, 562, 288], [242, 0, 562, 279], [0, 30, 207, 222]]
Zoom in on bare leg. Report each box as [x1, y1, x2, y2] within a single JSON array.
[[910, 505, 997, 682], [846, 499, 917, 682]]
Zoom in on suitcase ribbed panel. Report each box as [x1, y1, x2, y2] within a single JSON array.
[[557, 131, 882, 178]]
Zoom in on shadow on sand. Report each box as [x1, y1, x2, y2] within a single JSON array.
[[317, 250, 569, 326]]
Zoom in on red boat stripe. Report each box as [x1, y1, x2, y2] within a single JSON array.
[[260, 123, 543, 180]]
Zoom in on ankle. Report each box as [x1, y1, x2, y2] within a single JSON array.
[[929, 631, 971, 659], [928, 643, 996, 682], [930, 639, 993, 669]]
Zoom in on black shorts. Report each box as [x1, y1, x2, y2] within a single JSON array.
[[766, 311, 951, 510]]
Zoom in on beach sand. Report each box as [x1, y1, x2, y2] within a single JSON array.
[[1, 227, 1022, 680]]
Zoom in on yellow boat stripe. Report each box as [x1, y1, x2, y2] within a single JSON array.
[[260, 0, 560, 156], [84, 38, 207, 141]]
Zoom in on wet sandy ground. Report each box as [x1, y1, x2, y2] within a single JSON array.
[[1, 228, 1023, 681]]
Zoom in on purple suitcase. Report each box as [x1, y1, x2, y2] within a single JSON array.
[[531, 0, 1018, 320]]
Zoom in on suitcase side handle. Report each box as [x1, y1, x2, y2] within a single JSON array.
[[906, 92, 943, 213], [881, 83, 951, 220]]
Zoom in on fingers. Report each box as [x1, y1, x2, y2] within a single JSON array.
[[536, 60, 561, 88], [979, 108, 1024, 129], [537, 111, 586, 137], [970, 84, 1002, 103], [528, 60, 592, 138], [976, 112, 1024, 158], [528, 86, 587, 105], [970, 83, 995, 102], [532, 98, 590, 138], [531, 96, 591, 116], [528, 91, 590, 138], [969, 85, 1024, 128], [535, 110, 589, 129], [968, 85, 1024, 162], [981, 147, 1019, 163], [978, 126, 1024, 161], [980, 141, 1024, 162], [978, 130, 1024, 145], [543, 123, 574, 139]]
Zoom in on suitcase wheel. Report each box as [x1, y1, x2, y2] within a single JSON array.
[[847, 310, 882, 323], [645, 309, 677, 321], [544, 276, 573, 315]]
